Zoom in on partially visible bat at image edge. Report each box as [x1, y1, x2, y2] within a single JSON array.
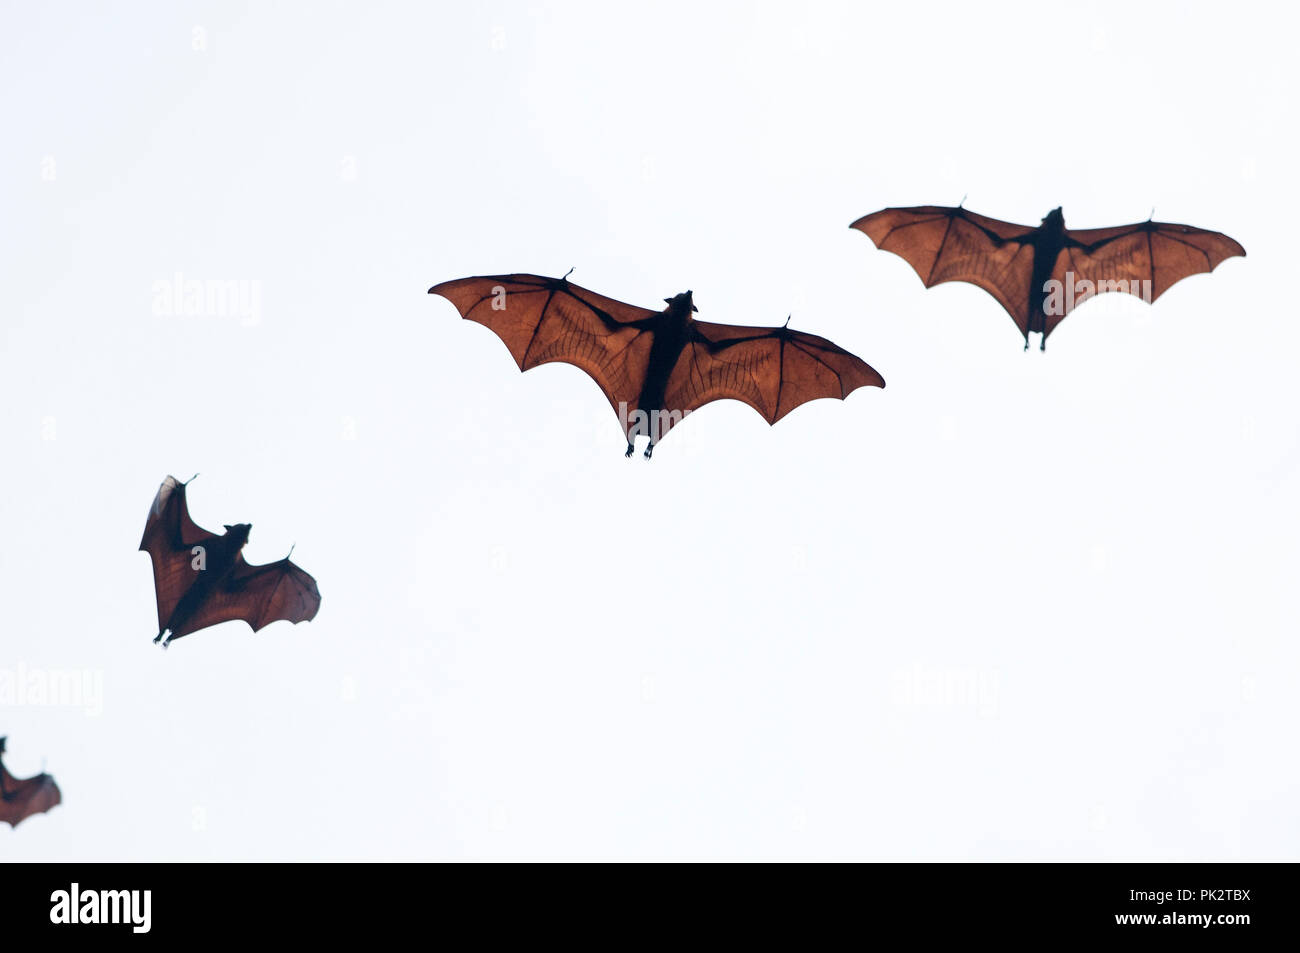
[[0, 737, 60, 828]]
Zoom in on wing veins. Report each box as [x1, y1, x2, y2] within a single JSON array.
[[519, 289, 558, 367], [788, 338, 848, 394]]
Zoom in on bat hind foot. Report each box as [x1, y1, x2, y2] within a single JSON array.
[[643, 443, 655, 460], [152, 631, 165, 644], [624, 442, 635, 458]]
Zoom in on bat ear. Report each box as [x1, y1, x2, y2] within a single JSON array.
[[666, 290, 698, 312]]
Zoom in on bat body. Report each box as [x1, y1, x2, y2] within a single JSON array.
[[139, 475, 321, 647], [0, 737, 60, 828], [851, 205, 1245, 349], [429, 273, 884, 456]]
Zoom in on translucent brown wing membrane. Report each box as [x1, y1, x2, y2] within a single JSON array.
[[431, 273, 883, 449], [1044, 222, 1245, 337], [172, 555, 322, 639], [851, 206, 1038, 331], [853, 205, 1246, 345], [138, 475, 218, 632], [0, 761, 61, 828], [853, 206, 1036, 249], [139, 475, 321, 642], [669, 322, 885, 427], [429, 274, 657, 419], [1063, 221, 1244, 292], [1065, 221, 1247, 279]]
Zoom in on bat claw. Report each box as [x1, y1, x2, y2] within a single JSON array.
[[624, 442, 635, 458], [643, 444, 654, 460], [152, 631, 165, 644]]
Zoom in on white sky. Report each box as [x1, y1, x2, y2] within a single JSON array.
[[1, 0, 1295, 860]]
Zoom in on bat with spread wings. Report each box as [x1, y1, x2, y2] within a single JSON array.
[[0, 737, 61, 828], [139, 475, 321, 647], [851, 205, 1245, 350], [429, 272, 885, 457]]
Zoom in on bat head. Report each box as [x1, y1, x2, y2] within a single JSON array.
[[222, 523, 252, 548], [1042, 207, 1065, 227], [663, 290, 698, 314]]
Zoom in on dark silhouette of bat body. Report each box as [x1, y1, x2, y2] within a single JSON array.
[[429, 273, 884, 456], [163, 521, 250, 632], [631, 290, 696, 449], [139, 475, 321, 647], [852, 205, 1245, 350], [0, 737, 60, 828], [1026, 208, 1068, 343]]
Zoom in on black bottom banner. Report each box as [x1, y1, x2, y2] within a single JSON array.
[[0, 862, 1285, 941]]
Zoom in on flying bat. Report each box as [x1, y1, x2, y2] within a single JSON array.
[[851, 205, 1245, 350], [0, 737, 60, 828], [428, 272, 885, 456], [139, 475, 321, 647]]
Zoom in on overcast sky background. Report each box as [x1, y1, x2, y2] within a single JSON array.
[[2, 1, 1295, 860]]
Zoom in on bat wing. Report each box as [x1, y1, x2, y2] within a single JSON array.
[[0, 763, 61, 828], [1048, 220, 1246, 339], [138, 475, 220, 633], [429, 274, 659, 423], [851, 206, 1039, 334], [660, 320, 884, 439], [171, 554, 321, 639]]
